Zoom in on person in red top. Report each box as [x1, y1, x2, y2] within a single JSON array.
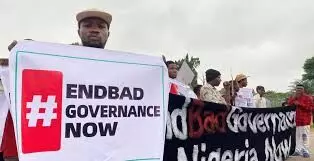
[[288, 84, 313, 158], [2, 9, 113, 161]]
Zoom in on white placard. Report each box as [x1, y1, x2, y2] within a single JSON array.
[[176, 61, 195, 86], [9, 41, 168, 161]]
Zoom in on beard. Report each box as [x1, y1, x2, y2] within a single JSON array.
[[82, 40, 106, 49]]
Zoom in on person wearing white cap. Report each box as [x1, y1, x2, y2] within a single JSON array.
[[3, 9, 113, 161], [234, 74, 254, 108]]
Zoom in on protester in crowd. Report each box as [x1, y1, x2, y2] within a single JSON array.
[[253, 86, 271, 108], [165, 60, 197, 98], [219, 81, 230, 96], [166, 61, 179, 95], [200, 69, 226, 105], [222, 80, 240, 106], [193, 85, 202, 99], [236, 74, 248, 88], [166, 61, 178, 79], [288, 84, 313, 158], [2, 9, 113, 161], [234, 74, 254, 107]]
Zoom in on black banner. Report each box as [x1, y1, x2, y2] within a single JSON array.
[[164, 94, 296, 161]]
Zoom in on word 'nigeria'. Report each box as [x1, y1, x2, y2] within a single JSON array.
[[64, 84, 161, 138], [166, 99, 294, 161]]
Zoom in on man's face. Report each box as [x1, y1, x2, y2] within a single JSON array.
[[78, 18, 110, 48], [240, 78, 248, 87], [295, 87, 304, 96], [168, 63, 178, 79], [223, 81, 230, 89], [257, 87, 265, 96], [212, 75, 222, 87]]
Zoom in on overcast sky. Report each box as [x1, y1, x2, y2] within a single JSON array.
[[1, 0, 313, 92]]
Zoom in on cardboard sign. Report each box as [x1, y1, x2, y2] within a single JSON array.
[[9, 41, 168, 161]]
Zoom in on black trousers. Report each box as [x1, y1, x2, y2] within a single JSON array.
[[0, 152, 4, 161]]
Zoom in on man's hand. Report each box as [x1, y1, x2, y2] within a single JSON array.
[[225, 104, 232, 112], [8, 40, 18, 51], [8, 39, 33, 52], [294, 101, 300, 106], [0, 58, 8, 66]]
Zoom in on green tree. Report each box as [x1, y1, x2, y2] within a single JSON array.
[[301, 56, 314, 94], [264, 91, 290, 107], [302, 80, 314, 94], [175, 54, 200, 88], [288, 57, 314, 95], [302, 57, 314, 81]]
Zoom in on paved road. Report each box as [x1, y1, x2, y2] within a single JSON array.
[[287, 130, 313, 161]]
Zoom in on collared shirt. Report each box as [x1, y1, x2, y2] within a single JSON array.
[[253, 94, 271, 108], [200, 83, 226, 105], [288, 94, 313, 126]]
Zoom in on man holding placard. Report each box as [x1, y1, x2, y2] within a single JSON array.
[[2, 9, 113, 161], [234, 74, 254, 108]]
